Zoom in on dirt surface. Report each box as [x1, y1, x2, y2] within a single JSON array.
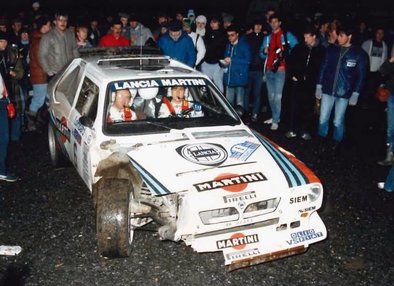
[[0, 105, 393, 286]]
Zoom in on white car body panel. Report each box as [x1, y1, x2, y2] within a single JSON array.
[[47, 48, 327, 269]]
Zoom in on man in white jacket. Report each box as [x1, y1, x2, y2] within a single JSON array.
[[183, 19, 206, 69]]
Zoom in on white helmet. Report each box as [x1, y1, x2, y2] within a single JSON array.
[[138, 87, 159, 99]]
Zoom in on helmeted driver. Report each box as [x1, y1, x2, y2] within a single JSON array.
[[107, 89, 137, 122], [158, 86, 192, 117]]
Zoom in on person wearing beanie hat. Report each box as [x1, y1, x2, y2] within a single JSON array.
[[187, 9, 196, 23], [158, 20, 196, 68], [222, 13, 234, 29], [195, 15, 207, 37]]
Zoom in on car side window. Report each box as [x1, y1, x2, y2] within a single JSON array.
[[75, 77, 99, 122], [56, 66, 83, 104]]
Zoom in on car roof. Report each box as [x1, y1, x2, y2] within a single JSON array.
[[79, 47, 201, 81]]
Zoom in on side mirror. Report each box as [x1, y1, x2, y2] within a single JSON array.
[[79, 116, 94, 128]]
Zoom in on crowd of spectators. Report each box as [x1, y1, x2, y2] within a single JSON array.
[[1, 1, 394, 189]]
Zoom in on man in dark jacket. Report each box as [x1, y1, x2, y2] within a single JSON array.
[[245, 18, 265, 122], [158, 20, 196, 68], [200, 15, 227, 93], [315, 23, 367, 152], [286, 26, 325, 140]]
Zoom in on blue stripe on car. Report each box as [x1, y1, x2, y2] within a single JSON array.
[[253, 131, 309, 187], [129, 158, 171, 195]]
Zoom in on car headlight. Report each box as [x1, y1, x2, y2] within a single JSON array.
[[308, 184, 322, 203], [244, 198, 279, 217], [199, 207, 239, 225]]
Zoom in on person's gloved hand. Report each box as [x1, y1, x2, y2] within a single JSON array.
[[315, 84, 322, 100], [348, 92, 360, 106]]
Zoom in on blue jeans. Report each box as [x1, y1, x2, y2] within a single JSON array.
[[265, 70, 286, 124], [226, 86, 246, 108], [384, 166, 394, 192], [318, 93, 349, 142], [247, 70, 263, 115], [0, 99, 9, 176], [386, 93, 394, 151], [201, 62, 224, 93], [30, 83, 48, 113]]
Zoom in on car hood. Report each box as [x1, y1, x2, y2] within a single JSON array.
[[126, 129, 318, 196]]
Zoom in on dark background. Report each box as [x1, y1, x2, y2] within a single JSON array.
[[1, 0, 393, 27]]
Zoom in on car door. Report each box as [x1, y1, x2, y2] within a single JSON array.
[[69, 75, 100, 188], [50, 59, 85, 162]]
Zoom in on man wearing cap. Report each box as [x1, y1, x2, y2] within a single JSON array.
[[38, 11, 79, 78], [158, 20, 196, 68]]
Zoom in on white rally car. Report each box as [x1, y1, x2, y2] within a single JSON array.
[[47, 47, 327, 271]]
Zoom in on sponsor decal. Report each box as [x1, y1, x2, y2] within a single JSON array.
[[287, 229, 323, 245], [230, 141, 259, 161], [194, 172, 267, 192], [73, 118, 86, 136], [217, 233, 259, 250], [54, 116, 70, 142], [72, 129, 82, 145], [176, 143, 227, 166], [289, 195, 308, 204], [298, 206, 316, 213], [225, 248, 261, 261], [113, 78, 206, 90], [223, 191, 257, 204]]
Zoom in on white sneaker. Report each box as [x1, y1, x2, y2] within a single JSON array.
[[264, 118, 272, 124], [270, 123, 279, 130], [377, 182, 385, 189]]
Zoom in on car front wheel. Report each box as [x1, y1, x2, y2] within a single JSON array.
[[96, 178, 134, 258]]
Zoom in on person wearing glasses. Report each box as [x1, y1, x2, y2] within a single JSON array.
[[223, 24, 251, 110]]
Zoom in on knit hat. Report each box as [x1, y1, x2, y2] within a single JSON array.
[[222, 13, 234, 23], [169, 20, 183, 32], [195, 15, 207, 24], [187, 9, 195, 19], [0, 31, 9, 41]]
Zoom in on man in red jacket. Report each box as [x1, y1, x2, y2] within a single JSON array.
[[99, 19, 130, 47]]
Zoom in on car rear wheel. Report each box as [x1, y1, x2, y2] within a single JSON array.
[[96, 178, 134, 258], [48, 123, 68, 167]]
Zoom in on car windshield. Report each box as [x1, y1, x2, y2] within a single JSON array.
[[103, 77, 241, 135]]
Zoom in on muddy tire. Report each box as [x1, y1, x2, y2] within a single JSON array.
[[48, 123, 68, 167], [96, 178, 133, 258]]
